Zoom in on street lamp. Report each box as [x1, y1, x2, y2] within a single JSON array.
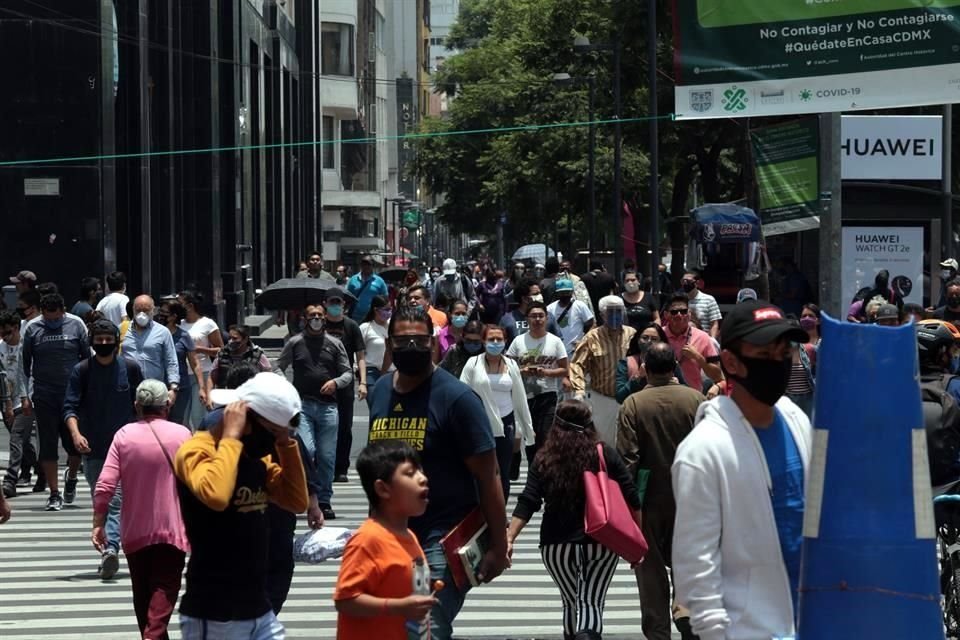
[[552, 72, 597, 265], [574, 28, 622, 279]]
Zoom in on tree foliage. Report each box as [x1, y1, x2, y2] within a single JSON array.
[[417, 0, 747, 265]]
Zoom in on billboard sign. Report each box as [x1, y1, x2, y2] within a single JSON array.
[[396, 78, 416, 198], [750, 118, 821, 236], [841, 226, 924, 306], [841, 115, 942, 180], [673, 0, 960, 119]]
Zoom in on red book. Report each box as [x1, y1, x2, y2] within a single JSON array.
[[439, 507, 487, 590]]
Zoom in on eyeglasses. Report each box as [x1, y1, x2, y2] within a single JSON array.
[[390, 335, 432, 350], [668, 308, 689, 316]]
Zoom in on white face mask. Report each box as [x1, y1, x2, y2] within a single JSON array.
[[308, 318, 324, 332], [624, 281, 640, 294], [943, 269, 954, 280], [529, 294, 544, 304], [134, 312, 151, 328]]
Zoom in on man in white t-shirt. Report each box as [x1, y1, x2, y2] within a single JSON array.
[[506, 301, 569, 466], [547, 278, 595, 357], [95, 271, 130, 327]]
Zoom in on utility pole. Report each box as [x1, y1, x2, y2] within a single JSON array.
[[647, 0, 659, 292], [818, 113, 843, 318]]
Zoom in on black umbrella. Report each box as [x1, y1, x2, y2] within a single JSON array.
[[256, 276, 354, 310], [378, 267, 410, 284]]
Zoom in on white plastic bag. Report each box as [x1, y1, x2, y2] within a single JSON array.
[[293, 527, 354, 564]]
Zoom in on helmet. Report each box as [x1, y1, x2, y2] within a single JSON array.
[[916, 319, 960, 354]]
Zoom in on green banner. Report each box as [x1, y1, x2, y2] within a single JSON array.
[[673, 0, 960, 118], [751, 119, 820, 236], [402, 209, 422, 230]]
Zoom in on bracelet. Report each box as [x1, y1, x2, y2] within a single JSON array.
[[382, 598, 389, 615]]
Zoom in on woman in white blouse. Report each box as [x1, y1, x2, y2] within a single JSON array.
[[460, 324, 533, 499], [359, 296, 392, 408]]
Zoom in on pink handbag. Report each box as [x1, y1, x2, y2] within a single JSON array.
[[583, 443, 648, 564]]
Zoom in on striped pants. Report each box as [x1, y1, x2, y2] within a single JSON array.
[[541, 541, 620, 639]]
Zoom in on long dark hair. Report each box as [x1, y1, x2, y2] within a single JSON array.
[[534, 400, 599, 506], [626, 322, 668, 357], [362, 295, 389, 324]]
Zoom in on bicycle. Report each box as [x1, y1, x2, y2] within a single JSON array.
[[935, 493, 960, 638]]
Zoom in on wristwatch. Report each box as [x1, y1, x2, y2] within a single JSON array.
[[169, 383, 180, 392]]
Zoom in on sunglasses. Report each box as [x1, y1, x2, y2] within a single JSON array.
[[390, 335, 432, 350], [668, 308, 689, 316]]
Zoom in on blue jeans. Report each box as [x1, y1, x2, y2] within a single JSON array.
[[296, 398, 339, 505], [422, 528, 472, 640], [83, 456, 121, 553], [180, 610, 284, 640], [169, 380, 192, 426], [365, 367, 381, 409]]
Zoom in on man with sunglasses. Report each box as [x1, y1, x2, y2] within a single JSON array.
[[276, 303, 352, 520], [368, 304, 508, 639], [175, 372, 309, 639], [664, 294, 723, 393]]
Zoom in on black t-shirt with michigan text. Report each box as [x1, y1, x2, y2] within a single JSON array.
[[368, 368, 494, 540]]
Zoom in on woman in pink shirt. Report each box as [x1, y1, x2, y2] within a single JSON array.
[[94, 379, 191, 640]]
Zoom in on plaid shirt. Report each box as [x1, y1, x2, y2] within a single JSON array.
[[569, 325, 637, 398]]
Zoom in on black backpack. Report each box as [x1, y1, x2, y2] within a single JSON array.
[[920, 373, 960, 486]]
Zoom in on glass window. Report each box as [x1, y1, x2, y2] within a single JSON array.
[[322, 116, 335, 169], [321, 23, 354, 76]]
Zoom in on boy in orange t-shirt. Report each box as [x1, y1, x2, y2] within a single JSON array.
[[335, 440, 437, 639]]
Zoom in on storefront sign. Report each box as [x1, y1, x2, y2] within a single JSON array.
[[673, 0, 960, 119], [841, 115, 942, 180], [841, 226, 924, 306], [396, 78, 416, 198], [751, 118, 820, 236]]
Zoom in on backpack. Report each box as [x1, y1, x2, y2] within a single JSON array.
[[920, 374, 960, 486]]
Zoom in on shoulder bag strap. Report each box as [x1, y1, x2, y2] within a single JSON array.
[[595, 442, 607, 473], [556, 303, 573, 326], [146, 421, 176, 473]]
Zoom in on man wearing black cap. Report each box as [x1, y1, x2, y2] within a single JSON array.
[[671, 300, 813, 640]]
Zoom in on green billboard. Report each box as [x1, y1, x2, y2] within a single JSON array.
[[750, 119, 821, 236], [673, 0, 960, 118]]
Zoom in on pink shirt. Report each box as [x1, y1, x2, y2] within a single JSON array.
[[437, 325, 460, 359], [94, 419, 192, 555], [666, 324, 718, 391]]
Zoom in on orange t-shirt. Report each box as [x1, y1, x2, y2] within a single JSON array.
[[335, 518, 431, 640], [427, 306, 448, 330]]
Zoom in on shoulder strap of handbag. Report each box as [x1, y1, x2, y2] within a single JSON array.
[[556, 303, 573, 326], [595, 442, 607, 473], [353, 276, 374, 299], [146, 420, 176, 473]]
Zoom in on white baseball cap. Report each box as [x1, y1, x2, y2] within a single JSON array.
[[209, 372, 303, 429], [442, 258, 457, 275]]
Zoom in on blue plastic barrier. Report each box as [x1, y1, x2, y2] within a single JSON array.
[[798, 313, 943, 639]]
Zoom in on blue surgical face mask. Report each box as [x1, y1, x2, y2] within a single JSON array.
[[485, 341, 505, 356], [464, 340, 483, 355], [326, 304, 343, 317], [451, 315, 468, 329]]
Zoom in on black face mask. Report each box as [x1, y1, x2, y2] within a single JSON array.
[[16, 308, 27, 320], [242, 423, 277, 460], [729, 353, 792, 407], [949, 296, 960, 309], [557, 295, 573, 306], [392, 345, 433, 376], [463, 340, 483, 355], [92, 343, 117, 358], [681, 281, 697, 293]]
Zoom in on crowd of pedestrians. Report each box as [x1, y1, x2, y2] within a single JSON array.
[[0, 254, 957, 640]]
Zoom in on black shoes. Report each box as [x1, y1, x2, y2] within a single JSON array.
[[333, 474, 349, 483], [320, 504, 337, 520], [63, 469, 78, 505]]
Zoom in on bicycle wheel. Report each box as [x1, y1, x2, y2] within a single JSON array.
[[944, 528, 960, 638]]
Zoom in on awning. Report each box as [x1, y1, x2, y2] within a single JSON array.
[[689, 203, 762, 244]]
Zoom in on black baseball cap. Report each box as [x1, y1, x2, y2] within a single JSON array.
[[720, 299, 809, 349], [326, 287, 346, 302]]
